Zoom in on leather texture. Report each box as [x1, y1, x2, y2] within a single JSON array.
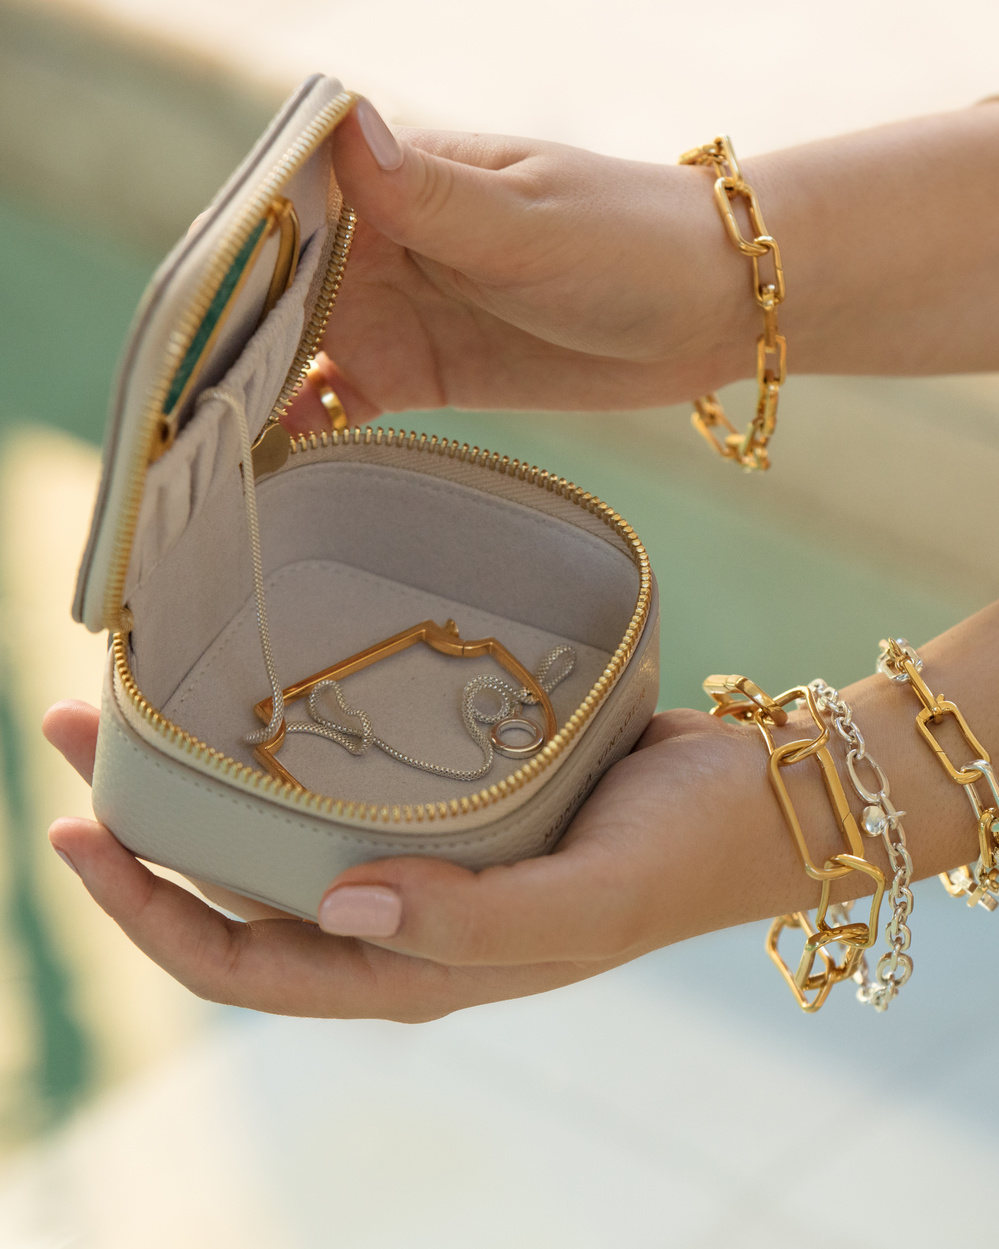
[[74, 74, 346, 631], [93, 601, 659, 919]]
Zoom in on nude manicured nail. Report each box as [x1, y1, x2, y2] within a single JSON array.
[[318, 885, 402, 936], [355, 98, 404, 171], [53, 846, 80, 876]]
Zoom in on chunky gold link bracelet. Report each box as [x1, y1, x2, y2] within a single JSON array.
[[705, 675, 886, 1013], [877, 638, 999, 912], [679, 136, 786, 472]]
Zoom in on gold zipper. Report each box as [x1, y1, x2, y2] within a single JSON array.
[[249, 201, 357, 479], [112, 426, 653, 826], [99, 90, 360, 631]]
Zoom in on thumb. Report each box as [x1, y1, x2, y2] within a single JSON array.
[[333, 98, 539, 275], [314, 843, 655, 968]]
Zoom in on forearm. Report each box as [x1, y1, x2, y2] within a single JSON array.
[[685, 600, 999, 942], [705, 103, 999, 384]]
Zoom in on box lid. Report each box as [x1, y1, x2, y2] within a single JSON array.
[[73, 73, 355, 632]]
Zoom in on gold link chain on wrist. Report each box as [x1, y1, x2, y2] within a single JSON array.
[[704, 675, 886, 1013], [877, 638, 999, 911], [679, 136, 786, 472]]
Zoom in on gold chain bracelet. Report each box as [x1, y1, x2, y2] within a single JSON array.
[[704, 675, 886, 1013], [877, 638, 999, 911], [679, 136, 786, 472]]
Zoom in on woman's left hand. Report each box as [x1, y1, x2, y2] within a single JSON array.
[[42, 697, 791, 1021]]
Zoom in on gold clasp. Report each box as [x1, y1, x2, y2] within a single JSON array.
[[704, 674, 788, 725], [915, 700, 988, 785], [766, 911, 865, 1013]]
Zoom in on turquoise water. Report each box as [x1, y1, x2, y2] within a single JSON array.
[[0, 193, 154, 444], [0, 193, 158, 1146]]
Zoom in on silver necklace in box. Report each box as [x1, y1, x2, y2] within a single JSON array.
[[288, 643, 576, 781], [248, 617, 575, 786]]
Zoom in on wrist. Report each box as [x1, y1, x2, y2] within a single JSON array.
[[636, 161, 762, 395]]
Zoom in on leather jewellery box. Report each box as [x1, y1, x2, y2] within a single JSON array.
[[73, 75, 661, 921]]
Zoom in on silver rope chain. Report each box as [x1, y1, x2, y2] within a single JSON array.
[[216, 382, 576, 785], [809, 679, 914, 1012], [285, 645, 576, 781]]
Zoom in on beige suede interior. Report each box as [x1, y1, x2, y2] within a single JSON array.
[[123, 178, 643, 808], [129, 453, 640, 805]]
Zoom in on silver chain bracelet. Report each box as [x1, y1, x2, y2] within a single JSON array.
[[809, 679, 914, 1012]]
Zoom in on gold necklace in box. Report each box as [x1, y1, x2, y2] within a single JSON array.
[[252, 617, 575, 788]]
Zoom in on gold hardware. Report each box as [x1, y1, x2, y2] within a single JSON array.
[[707, 673, 887, 1011], [963, 808, 999, 907], [252, 619, 558, 788], [250, 204, 358, 480], [704, 673, 788, 726], [769, 882, 873, 1014], [766, 911, 864, 1013], [706, 677, 877, 879], [812, 853, 886, 951], [152, 196, 303, 462], [259, 196, 301, 326], [680, 135, 786, 472], [94, 90, 359, 629], [878, 638, 987, 782], [915, 701, 988, 785], [249, 420, 294, 479], [939, 864, 977, 897], [491, 717, 546, 759], [878, 637, 999, 911], [769, 734, 864, 884], [768, 739, 865, 880], [709, 678, 836, 769]]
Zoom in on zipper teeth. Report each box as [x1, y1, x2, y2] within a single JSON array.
[[100, 90, 360, 630], [114, 428, 653, 825], [270, 203, 356, 423]]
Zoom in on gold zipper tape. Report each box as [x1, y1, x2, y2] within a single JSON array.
[[113, 426, 653, 825], [100, 90, 360, 631]]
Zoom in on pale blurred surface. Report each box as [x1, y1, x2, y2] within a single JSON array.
[[49, 0, 999, 154], [1, 1, 998, 1245]]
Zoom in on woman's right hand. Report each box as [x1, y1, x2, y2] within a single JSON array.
[[286, 99, 756, 429], [284, 99, 999, 433]]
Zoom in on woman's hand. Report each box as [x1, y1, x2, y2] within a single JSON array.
[[42, 699, 803, 1021], [42, 587, 995, 1020], [287, 99, 999, 433], [285, 100, 757, 431]]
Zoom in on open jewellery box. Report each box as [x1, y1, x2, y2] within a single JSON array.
[[73, 75, 661, 920]]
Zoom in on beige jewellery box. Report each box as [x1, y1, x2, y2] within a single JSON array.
[[73, 75, 660, 920]]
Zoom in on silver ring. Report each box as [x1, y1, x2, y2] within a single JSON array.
[[490, 716, 545, 759]]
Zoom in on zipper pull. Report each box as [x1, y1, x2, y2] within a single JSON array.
[[251, 419, 291, 479]]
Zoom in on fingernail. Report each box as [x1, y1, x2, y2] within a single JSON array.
[[318, 885, 402, 937], [355, 98, 404, 171], [53, 846, 80, 877]]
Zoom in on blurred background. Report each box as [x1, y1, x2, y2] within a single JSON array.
[[2, 0, 999, 1244]]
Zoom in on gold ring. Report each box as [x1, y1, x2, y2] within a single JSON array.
[[305, 361, 348, 431], [490, 716, 546, 759]]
